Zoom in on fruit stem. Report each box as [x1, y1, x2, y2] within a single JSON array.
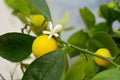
[[20, 62, 25, 74], [58, 39, 120, 68], [0, 73, 5, 80]]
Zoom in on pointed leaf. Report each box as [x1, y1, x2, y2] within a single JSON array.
[[84, 55, 99, 80], [4, 0, 16, 9], [89, 22, 109, 37], [65, 54, 98, 80], [80, 7, 95, 30], [92, 31, 120, 56], [22, 49, 65, 80], [17, 13, 28, 24], [88, 39, 104, 52], [26, 0, 52, 21], [92, 68, 120, 80], [0, 33, 35, 62], [15, 0, 30, 16], [57, 11, 70, 29], [65, 54, 87, 80], [100, 5, 120, 24], [67, 30, 89, 57]]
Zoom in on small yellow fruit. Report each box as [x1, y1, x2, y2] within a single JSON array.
[[32, 35, 58, 58], [94, 48, 112, 66], [30, 15, 45, 26], [30, 15, 48, 35]]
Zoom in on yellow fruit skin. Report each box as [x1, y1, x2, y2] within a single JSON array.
[[94, 48, 112, 66], [30, 15, 45, 26], [32, 35, 58, 58], [30, 15, 48, 35]]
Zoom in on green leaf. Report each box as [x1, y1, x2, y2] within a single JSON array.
[[84, 55, 99, 80], [17, 13, 28, 24], [88, 39, 104, 52], [80, 7, 95, 30], [114, 55, 120, 65], [89, 22, 109, 37], [100, 5, 120, 24], [5, 0, 31, 16], [22, 49, 65, 80], [92, 31, 120, 56], [113, 37, 120, 49], [4, 0, 16, 9], [15, 0, 30, 16], [0, 33, 35, 62], [65, 54, 98, 80], [67, 30, 89, 57], [92, 68, 120, 80], [57, 11, 70, 29], [65, 54, 87, 80], [26, 0, 52, 21]]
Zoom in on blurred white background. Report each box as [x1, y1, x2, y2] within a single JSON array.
[[0, 0, 111, 79]]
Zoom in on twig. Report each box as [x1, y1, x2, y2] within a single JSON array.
[[21, 24, 28, 34], [10, 64, 19, 80], [20, 62, 25, 74], [0, 73, 5, 80], [58, 38, 120, 68]]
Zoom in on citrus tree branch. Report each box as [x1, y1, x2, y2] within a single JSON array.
[[0, 73, 5, 80], [58, 38, 120, 68], [20, 62, 25, 74]]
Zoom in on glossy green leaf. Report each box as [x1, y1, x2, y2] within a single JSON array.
[[92, 31, 120, 56], [116, 0, 120, 8], [67, 30, 89, 57], [114, 55, 120, 65], [0, 33, 35, 62], [65, 54, 87, 80], [89, 22, 109, 37], [100, 5, 120, 24], [26, 0, 52, 21], [65, 54, 98, 80], [88, 39, 104, 52], [94, 22, 110, 33], [22, 49, 65, 80], [84, 55, 99, 80], [15, 0, 30, 16], [4, 0, 16, 9], [113, 37, 120, 48], [5, 0, 30, 16], [80, 7, 95, 30], [17, 13, 28, 24], [92, 68, 120, 80]]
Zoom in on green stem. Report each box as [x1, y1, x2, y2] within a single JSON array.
[[11, 64, 18, 80], [58, 39, 120, 68], [21, 24, 27, 34], [20, 62, 25, 74]]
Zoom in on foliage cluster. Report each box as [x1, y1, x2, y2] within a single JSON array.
[[1, 0, 120, 80]]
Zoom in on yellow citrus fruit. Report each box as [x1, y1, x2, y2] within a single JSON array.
[[30, 14, 45, 26], [94, 48, 112, 66], [30, 15, 48, 35], [32, 35, 58, 58]]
